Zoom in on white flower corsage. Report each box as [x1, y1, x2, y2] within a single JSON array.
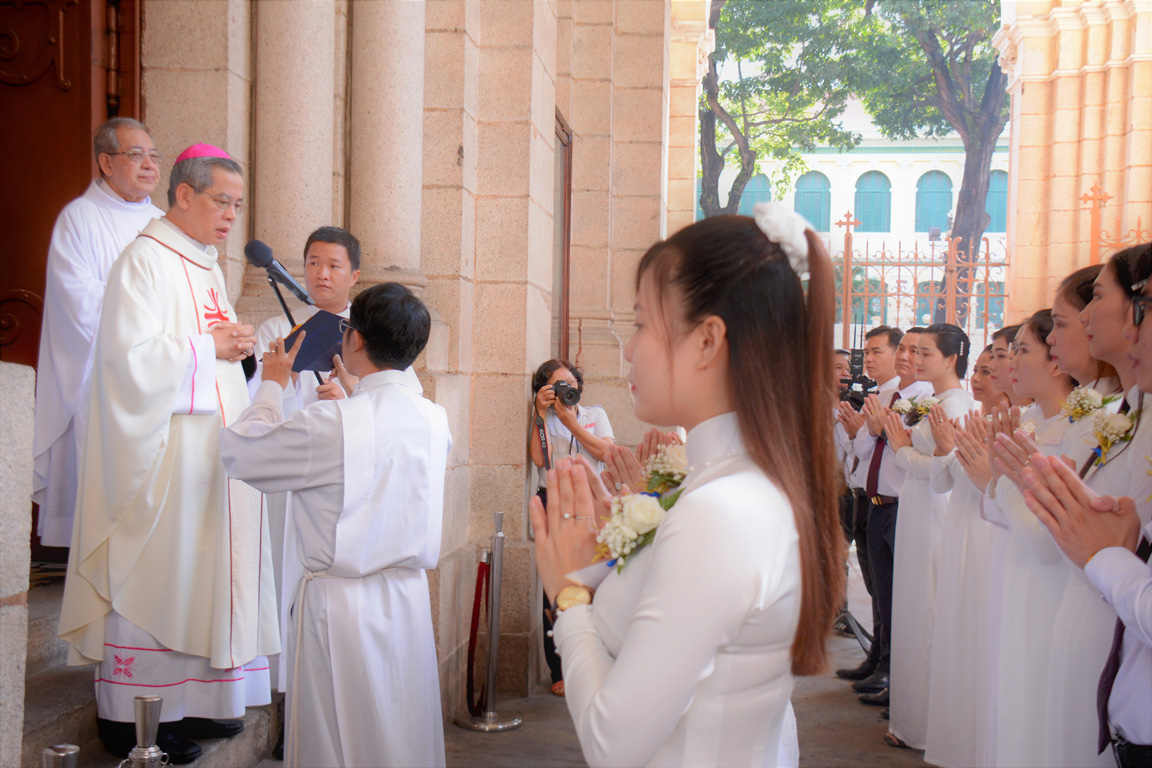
[[1060, 387, 1118, 423], [892, 398, 913, 415], [1089, 408, 1140, 466], [643, 443, 688, 494], [895, 395, 937, 426], [752, 201, 810, 275]]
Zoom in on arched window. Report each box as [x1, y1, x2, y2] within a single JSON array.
[[854, 171, 891, 233], [915, 171, 953, 232], [985, 170, 1008, 233], [794, 171, 831, 232], [737, 173, 771, 216]]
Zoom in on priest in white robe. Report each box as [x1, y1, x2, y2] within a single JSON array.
[[58, 144, 279, 763], [220, 282, 448, 768], [33, 118, 164, 547]]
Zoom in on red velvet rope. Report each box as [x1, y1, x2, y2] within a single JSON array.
[[465, 559, 490, 717]]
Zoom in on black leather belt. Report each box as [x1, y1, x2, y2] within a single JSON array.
[[868, 495, 898, 505], [1114, 737, 1152, 768]]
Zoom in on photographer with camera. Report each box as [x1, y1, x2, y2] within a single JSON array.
[[529, 358, 615, 697]]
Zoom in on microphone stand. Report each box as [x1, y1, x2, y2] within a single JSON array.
[[268, 276, 325, 385]]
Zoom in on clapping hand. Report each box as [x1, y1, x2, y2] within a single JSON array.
[[928, 404, 957, 456], [529, 457, 602, 603], [259, 333, 303, 389], [881, 410, 912, 451], [600, 443, 645, 496], [1021, 453, 1141, 568]]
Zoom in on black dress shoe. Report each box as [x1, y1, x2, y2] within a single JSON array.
[[835, 660, 876, 681], [852, 671, 889, 693], [881, 708, 890, 720], [273, 721, 284, 760], [97, 718, 136, 759], [168, 717, 245, 739], [859, 687, 890, 706], [156, 727, 203, 765]]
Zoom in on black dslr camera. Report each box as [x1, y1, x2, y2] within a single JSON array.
[[552, 380, 581, 407], [839, 349, 876, 411]]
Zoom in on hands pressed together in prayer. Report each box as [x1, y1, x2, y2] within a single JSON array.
[[1021, 453, 1142, 569], [530, 456, 608, 603], [837, 401, 866, 439], [862, 393, 888, 437], [928, 405, 959, 456], [211, 321, 257, 362], [881, 410, 913, 451], [954, 410, 993, 490], [599, 428, 681, 494], [988, 402, 1045, 491]]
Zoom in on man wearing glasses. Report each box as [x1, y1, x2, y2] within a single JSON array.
[[59, 144, 278, 763], [33, 118, 164, 549]]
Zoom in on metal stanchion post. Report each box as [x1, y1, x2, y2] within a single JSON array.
[[454, 511, 523, 732], [41, 745, 79, 768]]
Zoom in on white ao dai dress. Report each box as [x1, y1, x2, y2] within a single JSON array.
[[888, 386, 974, 749], [552, 412, 802, 767]]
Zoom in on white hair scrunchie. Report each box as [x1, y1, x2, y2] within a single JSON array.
[[752, 201, 811, 276]]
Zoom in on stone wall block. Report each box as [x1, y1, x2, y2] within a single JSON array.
[[667, 144, 695, 181], [475, 197, 531, 281], [526, 202, 555, 291], [666, 208, 694, 236], [469, 374, 531, 462], [525, 283, 553, 374], [441, 465, 472, 555], [496, 545, 535, 633], [426, 31, 468, 110], [478, 47, 534, 123], [667, 114, 695, 148], [573, 0, 613, 25], [571, 190, 612, 248], [667, 177, 695, 213], [572, 24, 614, 80], [473, 283, 531, 372], [613, 87, 664, 142], [616, 0, 668, 35], [571, 135, 611, 191], [1, 362, 33, 599], [476, 122, 532, 197], [426, 0, 466, 32], [531, 56, 558, 152], [1, 602, 28, 768], [422, 188, 467, 277], [611, 141, 664, 196], [610, 195, 662, 251], [610, 247, 647, 311], [141, 0, 230, 68], [569, 246, 610, 309], [468, 465, 529, 543], [423, 110, 467, 188], [613, 33, 666, 89], [557, 17, 574, 78], [478, 0, 534, 47], [533, 0, 559, 78], [528, 130, 557, 218], [571, 80, 613, 135]]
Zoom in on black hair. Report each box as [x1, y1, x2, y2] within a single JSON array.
[[531, 359, 583, 395], [991, 324, 1020, 345], [905, 326, 928, 335], [834, 349, 850, 357], [304, 226, 362, 272], [1056, 264, 1103, 310], [1110, 242, 1152, 300], [864, 325, 903, 349], [922, 322, 970, 378], [347, 283, 429, 369], [1021, 309, 1055, 354]]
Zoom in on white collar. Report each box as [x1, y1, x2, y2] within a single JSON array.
[[686, 411, 745, 474]]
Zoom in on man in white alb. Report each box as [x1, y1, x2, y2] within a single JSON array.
[[32, 118, 164, 547], [220, 282, 449, 768], [58, 144, 279, 763]]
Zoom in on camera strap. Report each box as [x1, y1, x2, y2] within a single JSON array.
[[535, 412, 552, 471]]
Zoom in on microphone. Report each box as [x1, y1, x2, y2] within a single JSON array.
[[244, 240, 313, 305]]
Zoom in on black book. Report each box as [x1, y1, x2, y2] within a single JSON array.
[[284, 310, 343, 372]]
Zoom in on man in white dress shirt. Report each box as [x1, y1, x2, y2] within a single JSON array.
[[851, 327, 934, 706], [59, 144, 278, 763], [220, 282, 449, 768], [33, 118, 164, 547]]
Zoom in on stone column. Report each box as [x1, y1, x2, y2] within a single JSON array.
[[667, 6, 712, 236], [349, 0, 426, 289], [238, 0, 337, 324], [141, 0, 253, 297]]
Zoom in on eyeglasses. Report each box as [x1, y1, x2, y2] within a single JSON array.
[[104, 150, 162, 164], [196, 190, 244, 215], [338, 318, 358, 335], [1133, 296, 1152, 327]]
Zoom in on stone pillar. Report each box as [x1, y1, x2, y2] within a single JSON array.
[[349, 0, 426, 289], [141, 0, 253, 297], [0, 362, 33, 767], [667, 6, 712, 237], [237, 0, 337, 324], [995, 0, 1152, 320], [421, 0, 480, 718]]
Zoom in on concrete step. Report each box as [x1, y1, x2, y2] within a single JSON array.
[[22, 663, 280, 768], [25, 584, 69, 676]]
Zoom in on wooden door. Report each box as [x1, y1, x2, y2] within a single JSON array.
[[0, 0, 140, 560]]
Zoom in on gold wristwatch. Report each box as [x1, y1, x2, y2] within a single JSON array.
[[554, 584, 594, 614]]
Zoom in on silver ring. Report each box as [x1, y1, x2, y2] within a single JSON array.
[[562, 513, 572, 520], [614, 482, 622, 491], [575, 515, 592, 521]]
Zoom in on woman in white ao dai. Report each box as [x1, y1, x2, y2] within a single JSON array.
[[530, 208, 847, 767]]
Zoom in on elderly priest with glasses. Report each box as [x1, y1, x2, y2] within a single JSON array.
[[58, 144, 279, 763], [32, 118, 164, 549]]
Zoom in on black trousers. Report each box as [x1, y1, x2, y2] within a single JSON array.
[[536, 487, 564, 684], [843, 488, 883, 667], [865, 498, 899, 673], [1115, 740, 1152, 768]]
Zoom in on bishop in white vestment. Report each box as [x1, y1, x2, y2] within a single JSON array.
[[33, 118, 163, 547], [58, 147, 278, 746], [220, 282, 449, 768]]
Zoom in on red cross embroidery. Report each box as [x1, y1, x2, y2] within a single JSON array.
[[113, 654, 135, 678], [202, 288, 230, 327]]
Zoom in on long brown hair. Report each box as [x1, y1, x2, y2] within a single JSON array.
[[636, 216, 843, 675]]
